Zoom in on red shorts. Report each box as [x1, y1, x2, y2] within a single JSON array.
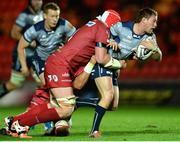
[[45, 57, 72, 88]]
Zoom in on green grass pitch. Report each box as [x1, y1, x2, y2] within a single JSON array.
[[1, 105, 180, 141]]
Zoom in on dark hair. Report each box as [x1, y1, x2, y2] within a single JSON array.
[[43, 2, 60, 14], [134, 7, 157, 23]]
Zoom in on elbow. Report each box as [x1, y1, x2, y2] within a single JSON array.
[[11, 30, 15, 39], [95, 55, 107, 65], [73, 82, 83, 90]]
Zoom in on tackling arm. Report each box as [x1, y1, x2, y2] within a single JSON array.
[[73, 56, 96, 90], [95, 46, 126, 69]]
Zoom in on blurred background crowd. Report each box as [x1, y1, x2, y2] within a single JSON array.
[[0, 0, 179, 106]]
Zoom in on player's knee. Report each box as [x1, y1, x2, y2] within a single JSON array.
[[108, 105, 118, 111], [55, 96, 76, 118], [101, 89, 114, 103], [10, 72, 26, 88]]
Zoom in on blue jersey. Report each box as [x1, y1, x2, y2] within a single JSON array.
[[24, 18, 76, 74], [109, 21, 157, 60], [16, 8, 43, 34], [91, 21, 159, 85], [12, 8, 43, 71]]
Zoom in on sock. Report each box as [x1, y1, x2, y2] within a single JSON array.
[[76, 98, 99, 108], [90, 105, 106, 133], [44, 121, 54, 130], [0, 83, 9, 98], [19, 107, 60, 127], [13, 103, 48, 122]]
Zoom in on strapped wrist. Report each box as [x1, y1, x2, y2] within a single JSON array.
[[84, 62, 95, 74], [104, 57, 122, 69]]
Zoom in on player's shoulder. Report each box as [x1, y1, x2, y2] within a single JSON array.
[[85, 19, 103, 27], [19, 7, 32, 15], [57, 18, 66, 26], [57, 18, 72, 26], [121, 21, 133, 29], [33, 20, 44, 31]]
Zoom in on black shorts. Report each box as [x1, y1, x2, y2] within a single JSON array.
[[12, 45, 35, 72]]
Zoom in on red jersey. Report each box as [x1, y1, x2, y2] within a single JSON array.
[[50, 19, 109, 75]]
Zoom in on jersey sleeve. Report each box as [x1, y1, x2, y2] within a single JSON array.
[[64, 20, 76, 38], [23, 26, 37, 43], [15, 13, 27, 28], [110, 22, 122, 36], [94, 24, 109, 45]]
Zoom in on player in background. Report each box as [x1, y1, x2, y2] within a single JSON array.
[[0, 0, 55, 133], [3, 10, 123, 138], [0, 0, 43, 97], [18, 2, 76, 88], [17, 2, 76, 135]]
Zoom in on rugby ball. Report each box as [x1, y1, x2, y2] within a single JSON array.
[[136, 44, 152, 60]]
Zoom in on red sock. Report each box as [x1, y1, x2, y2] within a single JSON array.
[[19, 107, 60, 127], [13, 103, 48, 122]]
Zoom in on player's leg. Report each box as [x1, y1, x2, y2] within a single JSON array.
[[89, 64, 114, 137], [31, 56, 55, 134], [108, 71, 120, 111], [0, 70, 26, 98], [0, 46, 34, 98], [32, 70, 54, 134], [108, 85, 119, 110], [9, 67, 75, 137], [75, 79, 99, 108], [4, 58, 75, 137], [10, 88, 75, 137], [89, 76, 114, 137]]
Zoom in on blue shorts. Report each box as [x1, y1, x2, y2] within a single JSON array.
[[32, 52, 45, 75], [75, 64, 119, 99], [91, 64, 118, 86], [12, 45, 35, 72]]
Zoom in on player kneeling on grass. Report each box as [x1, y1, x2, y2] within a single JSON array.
[[0, 56, 96, 138], [50, 55, 98, 136]]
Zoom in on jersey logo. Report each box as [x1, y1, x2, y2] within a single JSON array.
[[86, 21, 96, 27]]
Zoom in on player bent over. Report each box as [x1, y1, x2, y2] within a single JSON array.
[[2, 56, 96, 138]]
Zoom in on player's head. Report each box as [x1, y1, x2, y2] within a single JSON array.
[[43, 2, 60, 29], [29, 0, 43, 13], [100, 10, 121, 28], [134, 7, 158, 34]]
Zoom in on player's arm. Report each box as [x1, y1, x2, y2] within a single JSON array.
[[11, 12, 27, 41], [73, 56, 96, 90], [152, 48, 162, 61], [17, 26, 37, 76], [17, 36, 31, 76], [94, 23, 126, 69], [140, 36, 162, 62], [64, 20, 76, 42], [11, 24, 23, 41], [95, 45, 126, 69]]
